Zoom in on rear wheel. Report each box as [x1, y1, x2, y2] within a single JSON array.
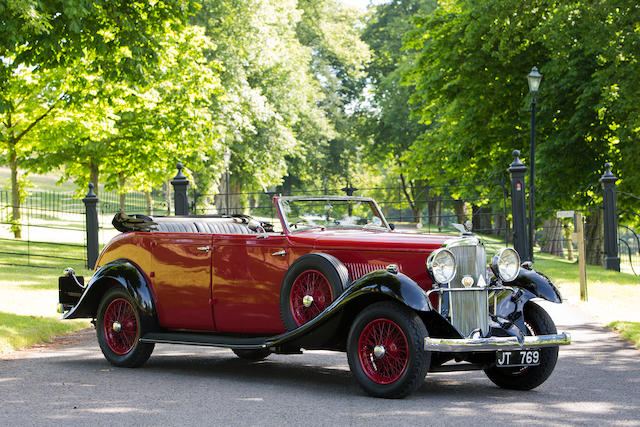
[[96, 287, 154, 367], [280, 253, 349, 330], [484, 302, 559, 390], [232, 348, 271, 361], [347, 301, 430, 398]]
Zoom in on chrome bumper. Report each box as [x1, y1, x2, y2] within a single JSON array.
[[424, 332, 571, 352]]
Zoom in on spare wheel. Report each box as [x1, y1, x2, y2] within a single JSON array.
[[280, 253, 350, 331]]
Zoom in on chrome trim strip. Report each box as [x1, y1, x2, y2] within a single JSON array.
[[424, 332, 571, 352]]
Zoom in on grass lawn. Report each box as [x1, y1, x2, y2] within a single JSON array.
[[0, 312, 87, 354], [0, 242, 92, 354]]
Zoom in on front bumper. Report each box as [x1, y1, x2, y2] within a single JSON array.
[[424, 332, 571, 352]]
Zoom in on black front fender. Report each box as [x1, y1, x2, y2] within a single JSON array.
[[510, 267, 563, 303], [63, 260, 157, 328], [267, 270, 434, 350]]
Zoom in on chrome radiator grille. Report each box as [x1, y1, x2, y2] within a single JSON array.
[[447, 243, 489, 337]]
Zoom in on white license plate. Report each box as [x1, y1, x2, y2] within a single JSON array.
[[495, 350, 540, 367]]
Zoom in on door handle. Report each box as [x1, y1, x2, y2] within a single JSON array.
[[272, 249, 286, 256], [197, 246, 211, 252]]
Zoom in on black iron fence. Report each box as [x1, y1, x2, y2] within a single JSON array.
[[0, 187, 169, 269], [191, 177, 511, 246], [0, 190, 87, 268], [0, 157, 633, 275], [618, 190, 640, 275]]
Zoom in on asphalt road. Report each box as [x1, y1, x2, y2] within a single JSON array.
[[1, 301, 639, 426]]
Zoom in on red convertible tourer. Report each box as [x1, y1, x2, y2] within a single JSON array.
[[59, 196, 570, 398]]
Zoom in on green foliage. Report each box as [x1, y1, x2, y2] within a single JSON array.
[[405, 1, 640, 216]]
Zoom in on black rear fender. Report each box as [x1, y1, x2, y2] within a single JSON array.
[[63, 260, 157, 329]]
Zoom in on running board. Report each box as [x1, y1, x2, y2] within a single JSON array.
[[140, 332, 270, 350]]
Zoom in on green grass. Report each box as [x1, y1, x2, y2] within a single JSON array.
[[0, 312, 87, 353], [0, 241, 92, 354], [608, 321, 640, 349]]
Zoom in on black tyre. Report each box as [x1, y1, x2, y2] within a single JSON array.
[[484, 302, 559, 390], [347, 301, 430, 399], [232, 348, 271, 361], [280, 253, 350, 331], [96, 287, 154, 368]]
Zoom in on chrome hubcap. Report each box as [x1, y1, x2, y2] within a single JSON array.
[[373, 345, 386, 359], [112, 321, 122, 333], [302, 295, 314, 308]]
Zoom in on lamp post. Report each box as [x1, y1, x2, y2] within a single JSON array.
[[223, 148, 231, 215], [527, 66, 542, 261]]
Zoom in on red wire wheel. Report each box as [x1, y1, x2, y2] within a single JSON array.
[[357, 318, 409, 385], [289, 269, 333, 326], [103, 297, 139, 355]]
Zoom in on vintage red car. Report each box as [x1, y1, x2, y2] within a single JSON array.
[[59, 195, 570, 398]]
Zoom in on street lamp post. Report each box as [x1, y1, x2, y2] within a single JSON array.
[[527, 66, 542, 261]]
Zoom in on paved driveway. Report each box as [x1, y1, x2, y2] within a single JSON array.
[[1, 301, 639, 426]]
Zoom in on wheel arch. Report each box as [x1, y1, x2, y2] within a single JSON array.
[[510, 268, 563, 303], [63, 259, 158, 329], [271, 270, 436, 350]]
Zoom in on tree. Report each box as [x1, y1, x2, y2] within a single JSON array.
[[1, 0, 198, 234], [404, 0, 640, 262], [360, 0, 437, 222]]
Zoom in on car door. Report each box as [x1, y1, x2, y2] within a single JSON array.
[[211, 234, 289, 334], [150, 233, 215, 331]]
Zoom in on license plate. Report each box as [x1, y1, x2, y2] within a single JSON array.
[[495, 350, 540, 367]]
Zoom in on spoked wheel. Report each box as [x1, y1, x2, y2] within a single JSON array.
[[96, 287, 154, 367], [289, 270, 333, 326], [347, 301, 430, 399], [103, 298, 138, 355], [280, 253, 350, 330], [358, 318, 409, 385], [484, 302, 559, 390]]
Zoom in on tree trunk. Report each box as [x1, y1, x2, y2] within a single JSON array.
[[89, 160, 100, 196], [399, 173, 419, 223], [472, 205, 492, 234], [229, 177, 243, 215], [215, 171, 229, 214], [541, 218, 564, 257], [118, 173, 126, 211], [564, 223, 574, 261], [146, 190, 153, 216], [427, 195, 439, 227], [454, 200, 467, 224], [585, 208, 604, 265], [9, 145, 21, 239]]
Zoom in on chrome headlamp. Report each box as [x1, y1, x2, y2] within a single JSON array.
[[491, 248, 521, 282], [426, 248, 456, 284]]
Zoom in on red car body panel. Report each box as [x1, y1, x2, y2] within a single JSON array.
[[95, 220, 449, 334]]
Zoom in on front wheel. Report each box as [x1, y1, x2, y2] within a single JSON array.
[[347, 301, 430, 399], [96, 287, 154, 367], [484, 301, 559, 390]]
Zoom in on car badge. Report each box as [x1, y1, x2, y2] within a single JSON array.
[[461, 276, 474, 288]]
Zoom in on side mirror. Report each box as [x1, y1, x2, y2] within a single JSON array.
[[389, 223, 395, 231]]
